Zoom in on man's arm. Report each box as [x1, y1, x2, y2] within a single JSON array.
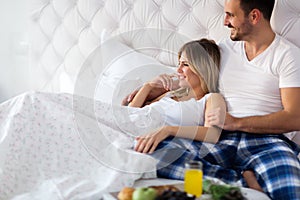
[[224, 87, 300, 134], [128, 83, 154, 107], [121, 86, 166, 106], [122, 74, 179, 106]]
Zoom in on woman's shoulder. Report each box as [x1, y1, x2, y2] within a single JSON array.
[[196, 93, 218, 101], [203, 93, 224, 102]]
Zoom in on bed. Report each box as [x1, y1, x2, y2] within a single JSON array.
[[29, 0, 300, 148], [1, 0, 298, 199]]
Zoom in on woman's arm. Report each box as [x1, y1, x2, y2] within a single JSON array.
[[166, 126, 221, 144], [134, 126, 221, 153], [204, 93, 227, 128], [134, 93, 227, 153]]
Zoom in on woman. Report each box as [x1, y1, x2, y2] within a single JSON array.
[[126, 39, 262, 192], [0, 39, 225, 199], [128, 39, 226, 154]]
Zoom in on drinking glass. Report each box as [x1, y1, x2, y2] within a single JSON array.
[[184, 160, 203, 197]]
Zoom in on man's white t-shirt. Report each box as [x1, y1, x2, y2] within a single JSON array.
[[218, 34, 300, 140]]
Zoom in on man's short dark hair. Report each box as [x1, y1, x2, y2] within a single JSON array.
[[239, 0, 275, 21]]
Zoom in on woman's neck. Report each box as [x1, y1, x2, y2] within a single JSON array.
[[186, 87, 206, 100], [173, 87, 206, 101]]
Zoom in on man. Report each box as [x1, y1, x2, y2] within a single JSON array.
[[123, 0, 300, 199], [214, 0, 300, 198]]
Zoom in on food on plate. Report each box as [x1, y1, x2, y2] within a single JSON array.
[[150, 185, 179, 195], [203, 179, 246, 200], [132, 187, 157, 200], [117, 181, 246, 200], [117, 187, 135, 200], [155, 190, 196, 200], [117, 185, 180, 200]]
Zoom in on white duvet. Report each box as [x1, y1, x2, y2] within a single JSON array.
[[0, 91, 161, 200]]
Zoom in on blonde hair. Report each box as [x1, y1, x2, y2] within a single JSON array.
[[177, 38, 221, 93]]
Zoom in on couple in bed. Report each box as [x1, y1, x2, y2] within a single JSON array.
[[124, 0, 300, 200], [0, 0, 299, 199]]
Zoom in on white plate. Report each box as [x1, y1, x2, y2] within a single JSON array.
[[102, 178, 271, 200], [241, 187, 270, 200]]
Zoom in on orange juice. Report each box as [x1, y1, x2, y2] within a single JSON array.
[[184, 162, 203, 197]]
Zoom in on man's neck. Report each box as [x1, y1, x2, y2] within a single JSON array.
[[244, 27, 276, 61]]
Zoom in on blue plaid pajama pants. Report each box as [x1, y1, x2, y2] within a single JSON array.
[[150, 131, 300, 200]]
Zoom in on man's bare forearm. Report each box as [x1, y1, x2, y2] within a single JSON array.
[[225, 88, 300, 134], [229, 110, 300, 134]]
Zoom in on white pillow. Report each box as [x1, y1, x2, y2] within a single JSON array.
[[94, 39, 176, 104]]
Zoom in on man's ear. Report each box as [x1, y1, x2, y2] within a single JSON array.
[[249, 9, 261, 25]]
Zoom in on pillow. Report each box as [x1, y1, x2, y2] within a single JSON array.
[[94, 39, 176, 104]]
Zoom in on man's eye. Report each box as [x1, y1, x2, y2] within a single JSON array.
[[226, 12, 234, 18]]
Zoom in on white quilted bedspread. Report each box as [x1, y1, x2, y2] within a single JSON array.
[[0, 91, 159, 199]]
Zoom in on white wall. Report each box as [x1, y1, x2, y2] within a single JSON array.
[[0, 0, 30, 103]]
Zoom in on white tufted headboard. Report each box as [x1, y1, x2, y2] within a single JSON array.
[[29, 0, 300, 95]]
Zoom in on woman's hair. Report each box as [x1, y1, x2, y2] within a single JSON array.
[[177, 38, 221, 93]]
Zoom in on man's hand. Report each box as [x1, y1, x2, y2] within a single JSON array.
[[205, 107, 225, 128], [206, 109, 239, 131], [223, 113, 239, 131], [122, 89, 139, 106]]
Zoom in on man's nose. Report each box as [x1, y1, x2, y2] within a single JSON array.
[[224, 15, 230, 26]]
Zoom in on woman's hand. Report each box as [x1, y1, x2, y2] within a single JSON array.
[[149, 73, 179, 91], [134, 126, 170, 154]]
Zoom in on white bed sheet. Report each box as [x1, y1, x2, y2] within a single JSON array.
[[0, 91, 162, 200]]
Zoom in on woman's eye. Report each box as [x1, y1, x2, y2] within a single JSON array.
[[178, 62, 189, 67]]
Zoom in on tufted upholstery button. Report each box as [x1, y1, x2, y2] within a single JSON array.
[[127, 3, 133, 10]]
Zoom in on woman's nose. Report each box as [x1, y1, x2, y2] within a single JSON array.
[[177, 64, 183, 72]]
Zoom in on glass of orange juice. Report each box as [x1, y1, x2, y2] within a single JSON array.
[[184, 160, 203, 198]]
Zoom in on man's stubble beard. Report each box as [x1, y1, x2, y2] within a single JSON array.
[[229, 19, 253, 41]]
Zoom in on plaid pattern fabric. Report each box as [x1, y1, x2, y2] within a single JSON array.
[[150, 132, 300, 200]]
